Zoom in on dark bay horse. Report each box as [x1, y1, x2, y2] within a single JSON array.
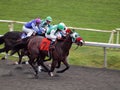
[[0, 31, 26, 64], [11, 29, 84, 78]]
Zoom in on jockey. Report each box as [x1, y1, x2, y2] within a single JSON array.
[[60, 22, 67, 30], [59, 22, 68, 36], [22, 18, 44, 38], [39, 16, 53, 34], [45, 23, 65, 45]]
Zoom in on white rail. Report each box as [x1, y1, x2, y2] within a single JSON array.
[[85, 41, 120, 68], [0, 20, 26, 24], [68, 27, 112, 33], [0, 20, 26, 31]]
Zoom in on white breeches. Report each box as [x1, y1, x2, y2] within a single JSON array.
[[45, 33, 57, 41], [22, 26, 35, 37], [45, 31, 62, 42]]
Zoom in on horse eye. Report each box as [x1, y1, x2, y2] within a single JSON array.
[[75, 35, 77, 37]]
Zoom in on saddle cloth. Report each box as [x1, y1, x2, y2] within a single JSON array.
[[39, 38, 51, 51]]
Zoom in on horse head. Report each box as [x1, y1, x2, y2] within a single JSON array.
[[72, 32, 84, 46], [66, 28, 84, 46]]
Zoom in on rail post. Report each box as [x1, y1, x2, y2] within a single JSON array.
[[8, 22, 14, 31], [103, 47, 107, 68], [116, 28, 120, 44], [108, 30, 116, 44]]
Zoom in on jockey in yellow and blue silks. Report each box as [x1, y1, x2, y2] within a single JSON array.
[[39, 16, 53, 34], [22, 18, 44, 38]]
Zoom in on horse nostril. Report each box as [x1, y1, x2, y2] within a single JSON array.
[[79, 42, 83, 46]]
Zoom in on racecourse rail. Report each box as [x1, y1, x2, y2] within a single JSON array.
[[0, 20, 120, 68]]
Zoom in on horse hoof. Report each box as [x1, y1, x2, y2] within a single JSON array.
[[35, 75, 39, 79], [14, 61, 19, 65], [1, 57, 6, 60], [56, 71, 62, 73], [49, 72, 54, 77]]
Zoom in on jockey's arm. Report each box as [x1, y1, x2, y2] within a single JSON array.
[[55, 31, 63, 39], [37, 27, 46, 35], [31, 23, 39, 33], [50, 29, 57, 39], [61, 30, 66, 37]]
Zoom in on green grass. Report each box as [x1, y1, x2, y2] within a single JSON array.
[[69, 45, 120, 70], [0, 0, 120, 70]]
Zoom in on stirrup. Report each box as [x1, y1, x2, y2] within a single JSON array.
[[49, 44, 55, 51]]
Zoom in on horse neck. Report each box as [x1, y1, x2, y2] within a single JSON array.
[[61, 35, 72, 52]]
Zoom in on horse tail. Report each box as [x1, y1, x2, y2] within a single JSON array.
[[0, 36, 4, 44]]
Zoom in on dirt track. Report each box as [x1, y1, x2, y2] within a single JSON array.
[[0, 60, 120, 90]]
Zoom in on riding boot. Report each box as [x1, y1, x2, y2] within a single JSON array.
[[17, 33, 27, 42], [21, 33, 27, 39], [49, 41, 55, 50]]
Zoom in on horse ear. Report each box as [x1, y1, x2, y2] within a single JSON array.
[[71, 29, 75, 32], [66, 28, 72, 34]]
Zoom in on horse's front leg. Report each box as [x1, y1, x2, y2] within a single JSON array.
[[56, 61, 61, 68], [49, 60, 58, 76], [56, 59, 70, 73]]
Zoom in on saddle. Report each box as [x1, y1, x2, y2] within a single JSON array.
[[39, 38, 56, 59], [39, 38, 51, 51]]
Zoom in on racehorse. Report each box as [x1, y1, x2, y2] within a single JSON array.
[[11, 29, 84, 78], [0, 31, 27, 64]]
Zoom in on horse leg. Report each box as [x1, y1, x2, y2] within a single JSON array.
[[56, 59, 70, 73], [0, 47, 7, 60], [2, 51, 9, 60], [37, 58, 50, 73], [49, 60, 58, 76], [16, 51, 22, 64], [28, 58, 38, 78], [5, 52, 9, 59], [56, 61, 61, 68]]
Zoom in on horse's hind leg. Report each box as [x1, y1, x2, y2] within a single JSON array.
[[17, 51, 22, 64], [1, 52, 9, 60], [28, 58, 38, 78], [0, 47, 7, 60], [56, 59, 70, 73], [37, 58, 50, 73]]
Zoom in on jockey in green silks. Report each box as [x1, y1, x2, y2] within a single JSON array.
[[39, 16, 53, 34], [45, 23, 66, 43]]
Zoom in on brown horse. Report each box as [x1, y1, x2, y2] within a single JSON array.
[[11, 29, 84, 78]]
